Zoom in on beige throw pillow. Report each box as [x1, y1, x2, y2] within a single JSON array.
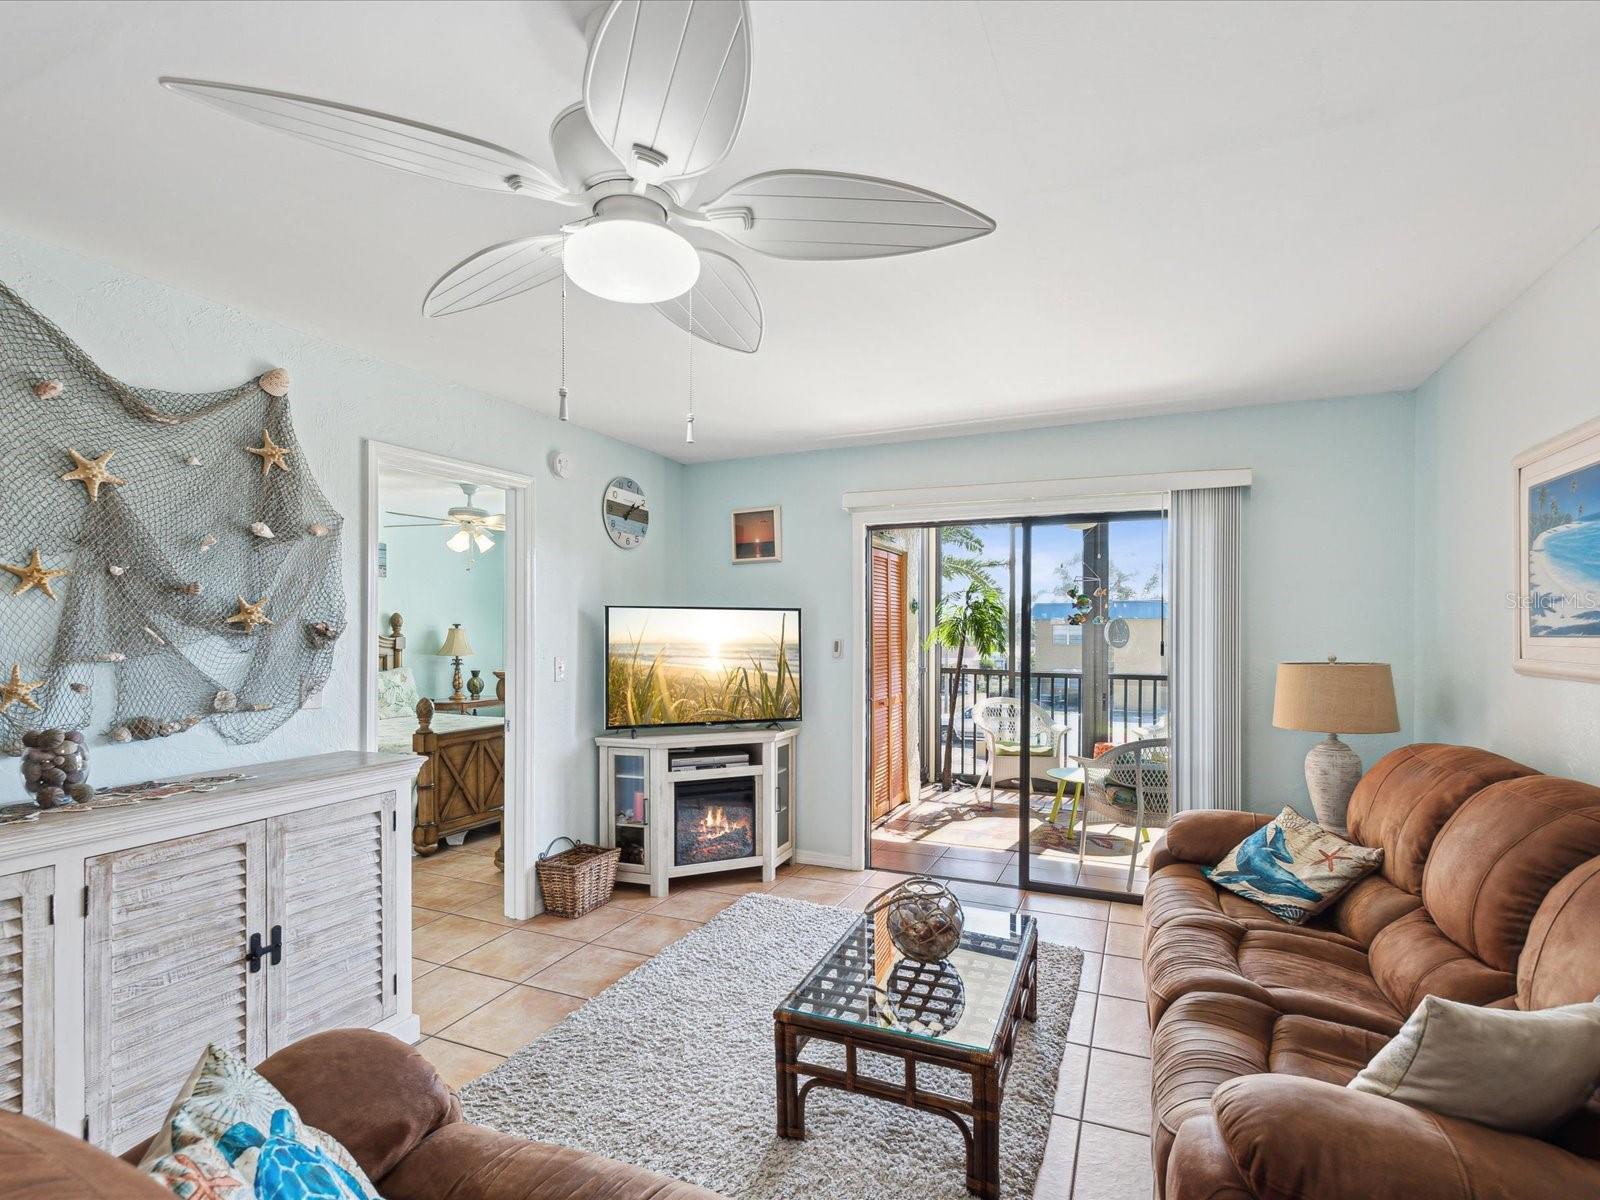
[[1349, 994, 1600, 1133]]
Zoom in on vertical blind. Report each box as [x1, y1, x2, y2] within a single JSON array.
[[1169, 486, 1244, 811]]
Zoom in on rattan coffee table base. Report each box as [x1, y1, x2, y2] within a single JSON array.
[[773, 930, 1039, 1199]]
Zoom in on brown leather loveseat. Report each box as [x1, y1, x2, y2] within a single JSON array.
[[1142, 744, 1600, 1200], [0, 1028, 719, 1199]]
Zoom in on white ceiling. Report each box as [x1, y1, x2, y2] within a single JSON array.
[[3, 1, 1600, 462]]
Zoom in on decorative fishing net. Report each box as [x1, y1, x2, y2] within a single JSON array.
[[0, 279, 343, 755]]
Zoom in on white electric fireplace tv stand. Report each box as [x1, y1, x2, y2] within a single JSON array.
[[595, 726, 797, 897]]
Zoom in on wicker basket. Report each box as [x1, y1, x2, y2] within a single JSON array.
[[535, 837, 621, 918]]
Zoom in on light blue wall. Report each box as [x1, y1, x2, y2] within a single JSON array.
[[0, 227, 684, 860], [680, 395, 1417, 860], [377, 524, 507, 702], [1413, 224, 1600, 782]]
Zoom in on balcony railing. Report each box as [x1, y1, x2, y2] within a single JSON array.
[[933, 666, 1169, 782]]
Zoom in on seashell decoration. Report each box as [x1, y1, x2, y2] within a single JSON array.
[[250, 521, 275, 539], [157, 721, 182, 737], [126, 716, 160, 741], [68, 681, 90, 695], [181, 715, 202, 729], [175, 581, 203, 596], [258, 367, 291, 398], [184, 454, 203, 467], [143, 625, 166, 646], [107, 564, 125, 576], [109, 725, 132, 743], [33, 379, 62, 400], [306, 620, 341, 647], [212, 689, 238, 713], [198, 534, 218, 553], [95, 652, 126, 663], [307, 523, 330, 538], [249, 703, 272, 712]]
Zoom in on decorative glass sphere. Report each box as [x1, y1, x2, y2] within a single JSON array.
[[884, 876, 965, 962]]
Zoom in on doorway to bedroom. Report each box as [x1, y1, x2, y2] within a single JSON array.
[[365, 442, 535, 925]]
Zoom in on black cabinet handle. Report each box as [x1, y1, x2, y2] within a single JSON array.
[[246, 925, 284, 973]]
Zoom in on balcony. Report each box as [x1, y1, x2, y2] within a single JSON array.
[[869, 666, 1168, 897]]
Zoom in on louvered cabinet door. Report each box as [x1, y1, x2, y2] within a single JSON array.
[[265, 792, 397, 1053], [0, 866, 54, 1123], [86, 826, 266, 1152]]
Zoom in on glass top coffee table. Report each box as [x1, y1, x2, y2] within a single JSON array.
[[773, 905, 1039, 1198]]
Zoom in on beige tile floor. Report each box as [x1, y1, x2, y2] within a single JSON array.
[[872, 785, 1153, 898], [411, 832, 1152, 1200]]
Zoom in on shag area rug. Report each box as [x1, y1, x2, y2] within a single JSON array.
[[461, 893, 1083, 1200]]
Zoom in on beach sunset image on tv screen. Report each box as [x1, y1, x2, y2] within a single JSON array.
[[606, 606, 801, 728]]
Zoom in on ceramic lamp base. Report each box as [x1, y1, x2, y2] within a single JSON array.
[[1305, 733, 1363, 834]]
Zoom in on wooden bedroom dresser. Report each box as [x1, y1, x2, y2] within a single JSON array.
[[0, 751, 423, 1154]]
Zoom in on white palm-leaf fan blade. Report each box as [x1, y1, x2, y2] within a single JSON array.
[[384, 510, 454, 523], [383, 521, 452, 528], [654, 249, 762, 353], [423, 235, 565, 317], [159, 77, 571, 201], [583, 0, 751, 185], [484, 515, 508, 530], [704, 171, 995, 260]]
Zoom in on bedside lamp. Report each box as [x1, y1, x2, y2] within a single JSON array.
[[435, 624, 475, 702], [1273, 657, 1399, 834]]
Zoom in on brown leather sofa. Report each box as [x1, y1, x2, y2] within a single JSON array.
[[0, 1029, 718, 1199], [1143, 744, 1600, 1200]]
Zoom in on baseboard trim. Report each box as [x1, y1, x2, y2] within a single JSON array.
[[793, 850, 861, 870]]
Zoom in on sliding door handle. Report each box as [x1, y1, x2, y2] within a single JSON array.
[[246, 925, 284, 973]]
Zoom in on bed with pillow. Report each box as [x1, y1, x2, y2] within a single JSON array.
[[378, 613, 504, 863]]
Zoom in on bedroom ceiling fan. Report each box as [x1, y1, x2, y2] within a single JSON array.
[[158, 0, 996, 356], [384, 483, 504, 567]]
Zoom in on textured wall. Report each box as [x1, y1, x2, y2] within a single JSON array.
[[680, 394, 1418, 861], [0, 228, 684, 863], [1414, 224, 1600, 781]]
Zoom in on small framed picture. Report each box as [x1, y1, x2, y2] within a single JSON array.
[[731, 505, 782, 564], [1514, 415, 1600, 680]]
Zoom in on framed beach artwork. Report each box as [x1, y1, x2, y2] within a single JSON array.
[[1514, 415, 1600, 680], [732, 505, 782, 564]]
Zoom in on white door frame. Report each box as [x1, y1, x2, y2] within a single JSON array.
[[363, 440, 539, 919], [844, 469, 1249, 872]]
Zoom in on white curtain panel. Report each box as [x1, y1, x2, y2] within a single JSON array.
[[1169, 486, 1244, 811]]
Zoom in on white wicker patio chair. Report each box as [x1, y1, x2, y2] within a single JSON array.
[[1064, 737, 1171, 890], [971, 696, 1069, 810]]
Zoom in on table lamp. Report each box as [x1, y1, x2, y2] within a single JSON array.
[[435, 623, 475, 701], [1272, 657, 1399, 833]]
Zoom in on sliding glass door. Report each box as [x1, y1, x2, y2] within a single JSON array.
[[1019, 512, 1168, 899]]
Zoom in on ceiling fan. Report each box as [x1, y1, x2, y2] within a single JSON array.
[[159, 0, 995, 355], [384, 483, 505, 565]]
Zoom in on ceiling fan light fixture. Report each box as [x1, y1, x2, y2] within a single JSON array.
[[563, 195, 699, 304], [446, 528, 472, 553], [473, 531, 495, 554]]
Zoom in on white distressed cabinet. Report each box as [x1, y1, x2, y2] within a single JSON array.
[[0, 752, 421, 1153], [0, 865, 55, 1123]]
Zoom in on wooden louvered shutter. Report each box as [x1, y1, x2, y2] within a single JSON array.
[[0, 866, 54, 1122], [885, 550, 908, 811], [870, 545, 909, 820], [870, 547, 893, 820], [86, 825, 266, 1152], [266, 792, 397, 1053]]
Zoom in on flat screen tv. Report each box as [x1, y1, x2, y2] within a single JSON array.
[[605, 605, 801, 729]]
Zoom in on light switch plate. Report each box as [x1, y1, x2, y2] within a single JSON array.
[[553, 656, 567, 683], [832, 639, 844, 659]]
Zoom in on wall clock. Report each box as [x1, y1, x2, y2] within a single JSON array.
[[603, 476, 649, 550]]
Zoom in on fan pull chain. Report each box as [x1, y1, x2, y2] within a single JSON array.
[[557, 235, 570, 422], [684, 288, 696, 445]]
